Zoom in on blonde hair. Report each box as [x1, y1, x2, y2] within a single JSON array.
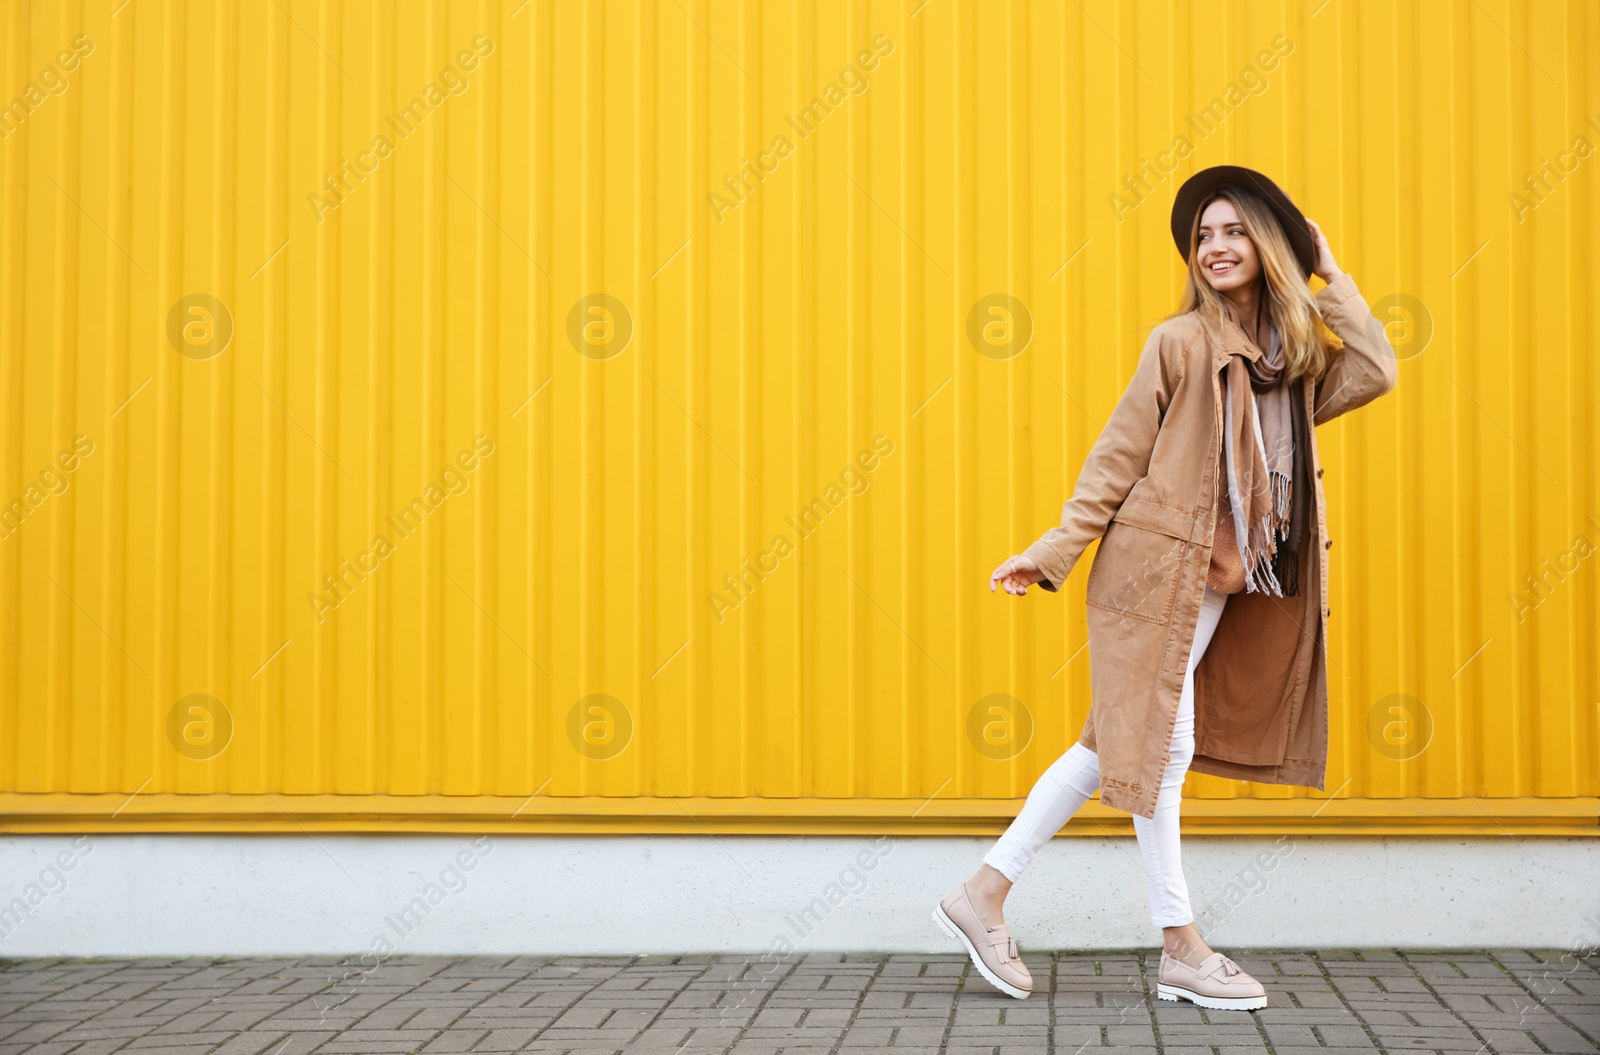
[[1165, 185, 1332, 386]]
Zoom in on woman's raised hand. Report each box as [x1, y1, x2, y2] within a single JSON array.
[[990, 554, 1046, 596], [1305, 217, 1342, 284]]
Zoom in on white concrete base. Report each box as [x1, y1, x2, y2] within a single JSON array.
[[3, 833, 1597, 957]]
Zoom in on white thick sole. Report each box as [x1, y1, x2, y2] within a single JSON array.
[[1157, 980, 1269, 1011], [931, 902, 1031, 999]]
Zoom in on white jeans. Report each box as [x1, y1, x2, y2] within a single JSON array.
[[982, 583, 1229, 928]]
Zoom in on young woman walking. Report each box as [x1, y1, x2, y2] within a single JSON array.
[[933, 166, 1399, 1010]]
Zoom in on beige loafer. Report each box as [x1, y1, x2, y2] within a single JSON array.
[[932, 880, 1033, 999], [1156, 949, 1268, 1011]]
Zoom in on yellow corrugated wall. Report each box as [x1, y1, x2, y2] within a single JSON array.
[[0, 1, 1595, 835]]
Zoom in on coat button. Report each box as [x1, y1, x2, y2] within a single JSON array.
[[1316, 467, 1324, 478], [1325, 539, 1332, 549]]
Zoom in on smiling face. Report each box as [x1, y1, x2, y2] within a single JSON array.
[[1195, 196, 1261, 295]]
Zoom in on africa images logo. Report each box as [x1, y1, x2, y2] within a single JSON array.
[[708, 34, 896, 224]]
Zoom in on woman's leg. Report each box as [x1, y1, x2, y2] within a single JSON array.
[[963, 584, 1228, 931], [1135, 584, 1229, 964], [966, 740, 1105, 924]]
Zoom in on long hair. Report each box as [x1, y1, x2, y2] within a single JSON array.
[[1164, 185, 1332, 386]]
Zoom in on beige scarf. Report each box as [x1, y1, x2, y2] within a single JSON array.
[[1221, 318, 1308, 595]]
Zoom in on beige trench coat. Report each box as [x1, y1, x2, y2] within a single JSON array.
[[1022, 272, 1399, 819]]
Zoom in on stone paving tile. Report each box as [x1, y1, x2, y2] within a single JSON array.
[[0, 950, 1594, 1053]]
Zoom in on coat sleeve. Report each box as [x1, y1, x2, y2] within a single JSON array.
[[1310, 271, 1400, 427], [1022, 327, 1178, 593]]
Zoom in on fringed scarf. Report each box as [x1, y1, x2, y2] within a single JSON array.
[[1220, 319, 1311, 596]]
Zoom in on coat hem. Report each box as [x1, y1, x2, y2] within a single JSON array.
[[1097, 781, 1159, 821], [1094, 757, 1328, 822], [1189, 753, 1326, 791]]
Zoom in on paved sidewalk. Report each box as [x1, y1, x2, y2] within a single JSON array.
[[0, 949, 1595, 1055]]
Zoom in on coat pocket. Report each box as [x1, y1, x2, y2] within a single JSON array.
[[1085, 517, 1190, 625]]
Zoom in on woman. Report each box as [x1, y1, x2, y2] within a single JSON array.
[[932, 166, 1399, 1011]]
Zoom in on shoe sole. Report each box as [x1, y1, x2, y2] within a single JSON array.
[[931, 902, 1031, 999], [1157, 981, 1268, 1011]]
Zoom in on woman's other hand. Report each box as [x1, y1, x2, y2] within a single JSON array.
[[1305, 217, 1342, 284], [990, 554, 1046, 596]]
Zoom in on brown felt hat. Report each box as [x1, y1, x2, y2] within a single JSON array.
[[1170, 165, 1316, 280]]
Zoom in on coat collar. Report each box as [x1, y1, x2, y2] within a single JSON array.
[[1200, 307, 1269, 370]]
